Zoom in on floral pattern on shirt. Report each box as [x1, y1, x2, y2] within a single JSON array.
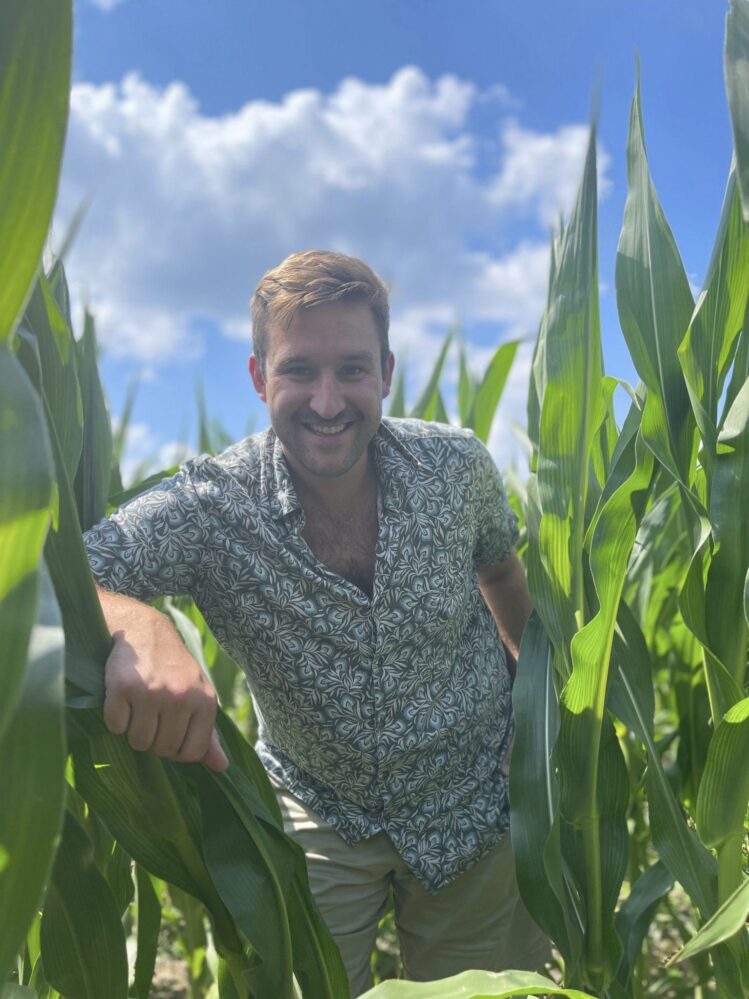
[[84, 418, 519, 892]]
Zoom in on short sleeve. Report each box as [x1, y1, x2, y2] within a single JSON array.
[[83, 463, 208, 602], [470, 438, 519, 566]]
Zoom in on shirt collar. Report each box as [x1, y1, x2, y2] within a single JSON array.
[[264, 419, 423, 523]]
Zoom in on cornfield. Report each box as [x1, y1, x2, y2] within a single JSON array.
[[1, 2, 748, 998]]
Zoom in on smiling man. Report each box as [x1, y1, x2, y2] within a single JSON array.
[[84, 250, 550, 996]]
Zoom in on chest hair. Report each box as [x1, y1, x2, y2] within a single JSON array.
[[301, 494, 379, 598]]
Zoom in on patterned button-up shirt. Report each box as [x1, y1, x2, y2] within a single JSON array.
[[84, 418, 519, 891]]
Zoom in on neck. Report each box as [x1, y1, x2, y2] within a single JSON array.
[[287, 449, 377, 518]]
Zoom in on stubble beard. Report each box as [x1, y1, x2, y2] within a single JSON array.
[[278, 416, 374, 479]]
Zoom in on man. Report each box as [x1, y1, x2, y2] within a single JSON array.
[[84, 250, 549, 996]]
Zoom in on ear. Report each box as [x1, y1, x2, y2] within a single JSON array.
[[381, 352, 395, 399], [249, 355, 267, 402]]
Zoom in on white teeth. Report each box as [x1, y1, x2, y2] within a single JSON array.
[[307, 423, 347, 435]]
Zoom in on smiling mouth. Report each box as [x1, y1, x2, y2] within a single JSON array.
[[302, 420, 354, 437]]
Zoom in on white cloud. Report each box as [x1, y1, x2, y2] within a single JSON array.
[[58, 66, 611, 374], [87, 0, 127, 10], [488, 119, 612, 225]]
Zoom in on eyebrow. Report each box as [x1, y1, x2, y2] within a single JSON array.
[[275, 352, 375, 366]]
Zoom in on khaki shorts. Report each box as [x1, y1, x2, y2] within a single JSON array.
[[274, 782, 551, 997]]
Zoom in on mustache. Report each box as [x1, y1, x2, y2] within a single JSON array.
[[296, 413, 359, 424]]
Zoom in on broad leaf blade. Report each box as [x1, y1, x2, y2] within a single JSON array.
[[133, 866, 162, 999], [615, 79, 696, 488], [0, 567, 66, 980], [0, 0, 72, 340], [472, 340, 519, 443], [678, 167, 749, 481], [359, 968, 598, 998], [74, 309, 114, 531], [695, 696, 749, 849], [669, 878, 749, 964], [41, 810, 128, 999], [0, 345, 54, 738], [510, 614, 582, 970], [409, 332, 453, 419], [726, 0, 749, 219]]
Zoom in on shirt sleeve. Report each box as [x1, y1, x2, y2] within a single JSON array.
[[83, 462, 208, 602], [470, 437, 519, 566]]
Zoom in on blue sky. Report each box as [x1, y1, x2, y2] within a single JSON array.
[[60, 0, 731, 476]]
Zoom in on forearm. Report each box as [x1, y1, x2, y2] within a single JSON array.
[[96, 586, 179, 648], [94, 586, 227, 770], [477, 554, 533, 662]]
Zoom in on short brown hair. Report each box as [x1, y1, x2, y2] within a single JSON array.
[[251, 250, 390, 373]]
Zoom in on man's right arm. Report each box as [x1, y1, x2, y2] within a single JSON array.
[[98, 587, 228, 772]]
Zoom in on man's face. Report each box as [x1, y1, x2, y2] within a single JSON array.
[[249, 300, 394, 483]]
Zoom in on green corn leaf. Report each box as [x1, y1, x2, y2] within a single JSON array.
[[703, 374, 749, 693], [668, 878, 749, 965], [527, 221, 564, 457], [22, 276, 84, 485], [0, 0, 71, 341], [41, 392, 111, 699], [110, 376, 139, 495], [196, 754, 348, 999], [48, 201, 88, 293], [422, 389, 450, 424], [215, 738, 347, 996], [695, 696, 749, 850], [608, 604, 718, 918], [613, 861, 674, 989], [678, 166, 749, 482], [0, 344, 54, 739], [722, 303, 749, 422], [387, 363, 407, 418], [554, 411, 653, 983], [0, 567, 66, 981], [163, 599, 211, 671], [359, 968, 598, 998], [470, 340, 519, 443], [510, 613, 583, 972], [609, 606, 749, 995], [615, 76, 697, 490], [409, 331, 453, 419], [133, 866, 162, 999], [40, 810, 128, 999], [15, 302, 111, 697], [191, 768, 296, 999], [68, 709, 242, 955], [196, 379, 215, 455], [726, 0, 749, 219], [457, 340, 476, 426], [74, 309, 114, 532], [533, 123, 603, 677], [623, 480, 684, 629]]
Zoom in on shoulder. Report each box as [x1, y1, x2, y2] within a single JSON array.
[[186, 428, 271, 500], [380, 417, 488, 470]]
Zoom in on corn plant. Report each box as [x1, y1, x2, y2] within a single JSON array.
[[3, 2, 749, 999], [509, 9, 749, 999], [1, 5, 348, 997]]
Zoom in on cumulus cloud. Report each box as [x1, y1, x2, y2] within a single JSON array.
[[58, 66, 610, 381], [488, 120, 612, 225], [87, 0, 127, 11]]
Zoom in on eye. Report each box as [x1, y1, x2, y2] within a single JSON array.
[[341, 365, 366, 377], [284, 366, 314, 379]]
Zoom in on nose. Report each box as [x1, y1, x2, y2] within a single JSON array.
[[309, 373, 345, 420]]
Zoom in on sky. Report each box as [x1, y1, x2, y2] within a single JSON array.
[[58, 0, 732, 477]]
